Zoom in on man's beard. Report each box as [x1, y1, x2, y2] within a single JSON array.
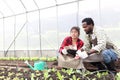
[[86, 30, 92, 34]]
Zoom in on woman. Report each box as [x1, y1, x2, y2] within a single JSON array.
[[58, 26, 85, 69]]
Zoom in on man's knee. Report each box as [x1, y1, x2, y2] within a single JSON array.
[[102, 50, 111, 63], [102, 49, 118, 63], [109, 49, 118, 60]]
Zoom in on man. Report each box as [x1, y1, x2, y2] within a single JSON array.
[[81, 18, 120, 73]]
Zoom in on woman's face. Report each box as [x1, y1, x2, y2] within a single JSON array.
[[70, 29, 79, 39]]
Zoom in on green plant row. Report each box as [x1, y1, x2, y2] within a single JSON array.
[[0, 57, 57, 61], [0, 67, 118, 80]]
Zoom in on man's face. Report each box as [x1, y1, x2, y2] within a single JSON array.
[[82, 22, 93, 34]]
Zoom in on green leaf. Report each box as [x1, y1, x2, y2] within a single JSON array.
[[116, 72, 120, 80], [57, 71, 64, 80], [72, 75, 77, 80]]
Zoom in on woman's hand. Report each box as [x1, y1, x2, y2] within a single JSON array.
[[61, 49, 68, 55], [76, 50, 88, 59], [81, 48, 84, 52], [74, 55, 80, 59]]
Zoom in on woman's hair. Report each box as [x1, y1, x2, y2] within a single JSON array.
[[70, 26, 80, 36]]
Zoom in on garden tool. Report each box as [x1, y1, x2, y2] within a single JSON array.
[[24, 60, 47, 70]]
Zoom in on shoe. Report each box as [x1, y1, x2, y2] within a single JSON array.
[[90, 62, 107, 70], [105, 61, 117, 72]]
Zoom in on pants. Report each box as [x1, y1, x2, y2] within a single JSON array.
[[102, 49, 118, 63], [91, 49, 118, 72]]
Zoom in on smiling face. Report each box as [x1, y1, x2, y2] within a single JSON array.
[[82, 22, 93, 34], [70, 28, 79, 39]]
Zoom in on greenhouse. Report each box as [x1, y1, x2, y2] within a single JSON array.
[[0, 0, 120, 80]]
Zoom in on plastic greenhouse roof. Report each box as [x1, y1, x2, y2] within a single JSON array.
[[0, 0, 78, 19]]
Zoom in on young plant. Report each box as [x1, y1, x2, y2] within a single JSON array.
[[66, 68, 74, 75], [44, 71, 49, 80], [31, 73, 35, 80], [57, 71, 64, 80], [96, 71, 101, 78], [13, 77, 19, 80], [116, 72, 120, 80], [49, 78, 53, 80], [72, 75, 77, 80]]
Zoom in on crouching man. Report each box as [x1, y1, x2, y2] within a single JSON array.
[[81, 18, 120, 73]]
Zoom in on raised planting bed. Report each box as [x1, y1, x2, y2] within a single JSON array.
[[0, 67, 119, 80], [0, 57, 120, 79], [0, 57, 120, 72], [0, 57, 57, 68]]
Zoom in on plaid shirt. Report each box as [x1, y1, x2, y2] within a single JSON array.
[[59, 36, 84, 53], [83, 27, 120, 57]]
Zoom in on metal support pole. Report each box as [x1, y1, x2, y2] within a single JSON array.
[[0, 11, 5, 57], [14, 16, 16, 57], [19, 0, 29, 57], [54, 0, 59, 58], [99, 0, 102, 27], [77, 0, 79, 26], [1, 0, 16, 57], [33, 0, 42, 57]]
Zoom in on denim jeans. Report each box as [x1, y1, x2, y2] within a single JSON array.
[[102, 49, 118, 63]]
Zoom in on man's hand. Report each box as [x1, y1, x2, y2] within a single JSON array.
[[87, 51, 91, 55], [87, 49, 98, 55], [67, 49, 77, 56]]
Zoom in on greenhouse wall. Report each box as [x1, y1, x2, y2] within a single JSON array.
[[0, 0, 120, 57]]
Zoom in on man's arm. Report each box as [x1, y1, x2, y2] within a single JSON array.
[[87, 49, 98, 55], [82, 35, 91, 51], [88, 30, 107, 55]]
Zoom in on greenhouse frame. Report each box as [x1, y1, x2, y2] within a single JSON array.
[[0, 0, 120, 57]]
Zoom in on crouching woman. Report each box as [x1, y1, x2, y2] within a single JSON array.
[[58, 26, 85, 69]]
